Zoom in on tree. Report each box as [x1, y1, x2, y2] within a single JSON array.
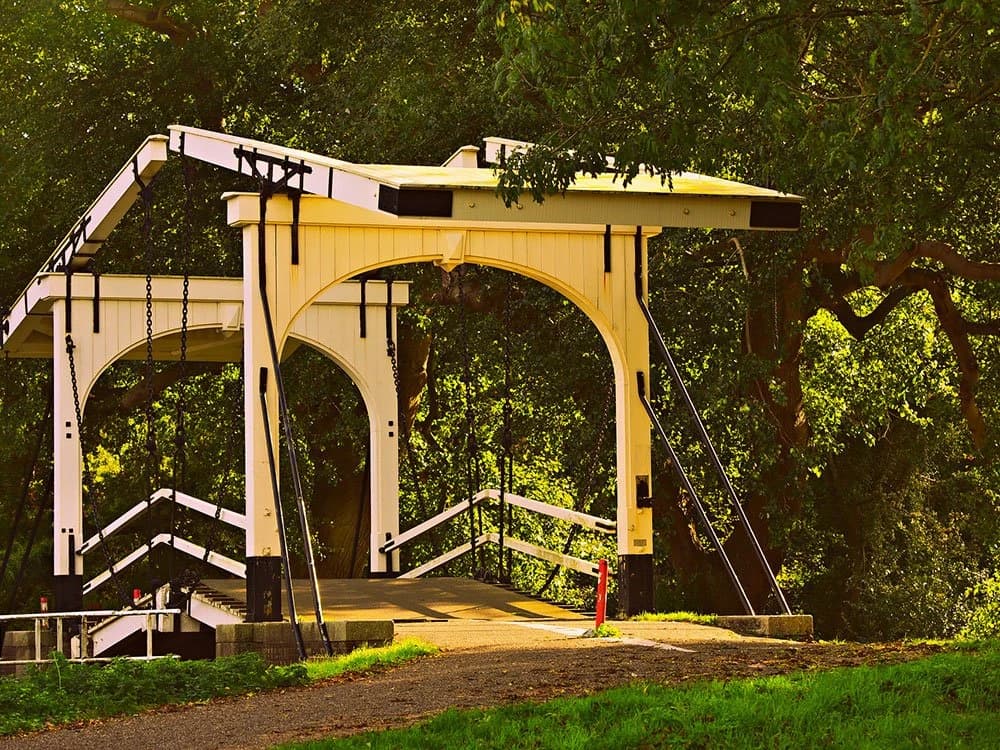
[[487, 0, 1000, 619]]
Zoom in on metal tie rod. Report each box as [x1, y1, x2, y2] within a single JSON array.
[[637, 294, 791, 614], [637, 372, 754, 615], [259, 369, 306, 661]]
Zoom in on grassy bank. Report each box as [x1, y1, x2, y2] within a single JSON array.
[[0, 639, 437, 736], [631, 611, 719, 626], [283, 642, 999, 750]]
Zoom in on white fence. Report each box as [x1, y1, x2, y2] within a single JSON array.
[[0, 608, 181, 665]]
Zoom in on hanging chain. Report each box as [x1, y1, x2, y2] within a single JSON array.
[[536, 377, 615, 597], [387, 335, 431, 535], [497, 272, 515, 582], [134, 171, 159, 595], [169, 156, 196, 592], [457, 266, 482, 574], [65, 335, 131, 607]]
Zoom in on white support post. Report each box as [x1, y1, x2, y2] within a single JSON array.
[[242, 211, 283, 620], [612, 230, 655, 613], [51, 301, 84, 611], [369, 299, 401, 574]]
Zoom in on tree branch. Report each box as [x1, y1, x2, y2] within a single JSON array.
[[824, 286, 921, 339], [104, 1, 195, 43]]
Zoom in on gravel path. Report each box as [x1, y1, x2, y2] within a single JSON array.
[[0, 622, 941, 750]]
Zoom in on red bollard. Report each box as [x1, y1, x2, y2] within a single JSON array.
[[39, 596, 49, 629], [133, 588, 142, 606], [595, 559, 608, 628]]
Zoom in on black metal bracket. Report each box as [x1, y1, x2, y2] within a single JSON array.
[[359, 277, 368, 338], [633, 226, 644, 299], [290, 190, 301, 265], [92, 272, 100, 333], [234, 146, 312, 192], [603, 224, 612, 273], [635, 474, 653, 508], [385, 279, 394, 342], [64, 269, 73, 334]]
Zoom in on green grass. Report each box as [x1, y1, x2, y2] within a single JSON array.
[[586, 623, 622, 638], [280, 643, 1000, 750], [304, 639, 438, 681], [631, 610, 720, 626], [0, 640, 437, 736]]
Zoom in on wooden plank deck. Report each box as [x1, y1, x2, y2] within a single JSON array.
[[201, 577, 586, 622]]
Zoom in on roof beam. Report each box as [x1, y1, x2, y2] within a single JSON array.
[[1, 136, 168, 350]]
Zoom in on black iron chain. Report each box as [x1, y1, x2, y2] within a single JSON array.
[[136, 174, 159, 593], [456, 266, 482, 573], [65, 334, 131, 607], [497, 272, 515, 581], [169, 156, 196, 593], [536, 377, 615, 597], [386, 337, 431, 531]]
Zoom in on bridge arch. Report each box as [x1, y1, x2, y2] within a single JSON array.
[[232, 194, 656, 600]]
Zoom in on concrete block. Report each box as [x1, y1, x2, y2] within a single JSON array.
[[717, 614, 813, 639], [214, 619, 395, 665], [215, 622, 255, 645], [343, 620, 393, 644]]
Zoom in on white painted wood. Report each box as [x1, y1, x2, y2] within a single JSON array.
[[397, 535, 493, 579], [383, 488, 615, 555], [16, 273, 403, 585], [77, 488, 246, 556], [496, 534, 601, 577], [399, 532, 600, 578], [188, 593, 243, 628], [83, 534, 246, 595], [381, 492, 488, 553], [0, 137, 168, 349], [178, 125, 800, 229], [231, 194, 654, 557], [482, 136, 534, 165], [479, 490, 616, 533], [442, 146, 480, 168]]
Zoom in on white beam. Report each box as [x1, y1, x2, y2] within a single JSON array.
[[77, 488, 246, 556], [398, 532, 601, 579], [382, 489, 615, 554], [479, 490, 616, 534], [1, 136, 168, 349], [498, 535, 601, 577], [83, 534, 246, 595], [177, 125, 801, 230], [169, 125, 384, 213], [397, 535, 493, 578]]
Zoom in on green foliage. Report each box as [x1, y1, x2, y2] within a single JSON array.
[[1, 0, 998, 643], [0, 652, 307, 736], [304, 639, 439, 681], [586, 623, 621, 638], [279, 644, 1000, 749], [960, 576, 1000, 640]]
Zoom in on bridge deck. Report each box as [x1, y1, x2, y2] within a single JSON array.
[[201, 577, 586, 622]]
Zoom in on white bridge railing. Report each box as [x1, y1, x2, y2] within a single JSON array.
[[83, 534, 246, 595], [381, 488, 615, 578], [0, 608, 181, 665], [77, 488, 247, 596]]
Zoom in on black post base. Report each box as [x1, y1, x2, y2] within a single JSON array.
[[246, 557, 282, 622], [52, 574, 83, 613], [617, 554, 654, 617]]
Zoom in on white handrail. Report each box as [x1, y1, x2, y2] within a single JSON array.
[[0, 609, 180, 664], [78, 488, 246, 555], [381, 488, 615, 554], [83, 534, 246, 595], [398, 532, 600, 579]]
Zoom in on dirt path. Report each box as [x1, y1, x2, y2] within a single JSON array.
[[0, 622, 942, 750]]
